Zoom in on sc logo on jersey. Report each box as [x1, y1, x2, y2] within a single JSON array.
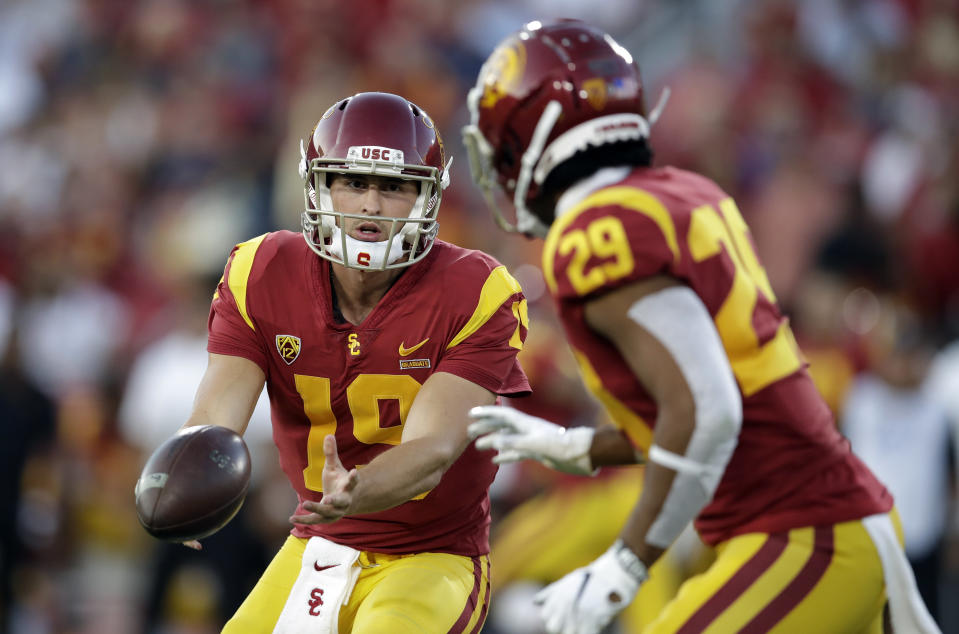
[[348, 333, 361, 356]]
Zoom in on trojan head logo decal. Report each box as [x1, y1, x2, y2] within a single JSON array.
[[275, 335, 301, 365], [582, 78, 608, 110], [479, 39, 527, 110]]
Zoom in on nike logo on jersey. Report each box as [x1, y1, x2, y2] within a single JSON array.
[[398, 338, 429, 356], [314, 562, 339, 572]]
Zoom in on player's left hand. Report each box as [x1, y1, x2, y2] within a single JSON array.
[[468, 405, 596, 475], [290, 435, 358, 525], [534, 540, 648, 634]]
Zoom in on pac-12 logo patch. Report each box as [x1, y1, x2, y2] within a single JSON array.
[[276, 335, 301, 365]]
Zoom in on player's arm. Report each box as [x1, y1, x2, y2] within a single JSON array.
[[528, 275, 741, 631], [584, 274, 741, 565], [181, 352, 266, 436], [467, 408, 638, 474], [294, 371, 495, 522], [165, 352, 265, 550]]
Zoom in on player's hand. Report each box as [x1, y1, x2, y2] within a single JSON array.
[[290, 435, 358, 525], [181, 540, 202, 550], [534, 540, 648, 634], [467, 406, 596, 475]]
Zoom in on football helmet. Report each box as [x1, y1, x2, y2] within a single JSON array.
[[301, 92, 451, 270], [463, 20, 664, 237]]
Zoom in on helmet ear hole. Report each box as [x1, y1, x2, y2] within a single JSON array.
[[497, 130, 524, 172]]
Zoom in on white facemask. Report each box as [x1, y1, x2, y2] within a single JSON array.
[[326, 226, 409, 269]]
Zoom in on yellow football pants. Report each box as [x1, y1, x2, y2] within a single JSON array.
[[222, 536, 489, 633], [643, 511, 905, 632]]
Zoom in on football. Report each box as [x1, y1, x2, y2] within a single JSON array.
[[135, 425, 251, 542]]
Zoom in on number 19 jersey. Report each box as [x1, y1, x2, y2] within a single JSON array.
[[543, 167, 891, 546], [207, 231, 530, 556]]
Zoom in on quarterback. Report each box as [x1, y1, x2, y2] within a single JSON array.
[[178, 92, 529, 632], [464, 19, 939, 634]]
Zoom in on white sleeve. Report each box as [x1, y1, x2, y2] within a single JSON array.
[[626, 285, 742, 548]]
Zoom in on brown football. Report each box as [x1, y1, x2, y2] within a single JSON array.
[[135, 425, 251, 542]]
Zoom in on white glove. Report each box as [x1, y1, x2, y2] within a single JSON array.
[[467, 406, 596, 475], [535, 540, 648, 634]]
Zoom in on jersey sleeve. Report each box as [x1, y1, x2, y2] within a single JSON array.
[[437, 265, 531, 397], [543, 189, 680, 302], [207, 235, 270, 373]]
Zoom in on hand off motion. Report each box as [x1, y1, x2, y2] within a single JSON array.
[[535, 540, 648, 634], [290, 435, 358, 525], [467, 406, 596, 475]]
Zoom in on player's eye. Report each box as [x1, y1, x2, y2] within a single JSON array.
[[385, 181, 418, 196]]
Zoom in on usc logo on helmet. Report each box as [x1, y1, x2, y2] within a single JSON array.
[[479, 40, 527, 109]]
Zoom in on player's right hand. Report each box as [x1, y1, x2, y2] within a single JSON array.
[[467, 406, 597, 475], [290, 435, 358, 525], [534, 540, 647, 634]]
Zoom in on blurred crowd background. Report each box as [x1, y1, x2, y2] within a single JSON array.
[[1, 0, 958, 632]]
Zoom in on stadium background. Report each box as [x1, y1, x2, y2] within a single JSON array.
[[1, 0, 957, 632]]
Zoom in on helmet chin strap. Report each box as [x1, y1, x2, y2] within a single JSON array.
[[326, 226, 408, 269]]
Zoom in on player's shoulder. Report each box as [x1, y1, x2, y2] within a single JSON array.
[[425, 239, 510, 281], [571, 166, 727, 221], [546, 166, 729, 251], [629, 165, 726, 196], [418, 240, 523, 305], [237, 229, 305, 263], [543, 167, 705, 299], [228, 230, 306, 281], [218, 230, 310, 314]]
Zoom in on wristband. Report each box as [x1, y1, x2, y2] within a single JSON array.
[[611, 539, 648, 584]]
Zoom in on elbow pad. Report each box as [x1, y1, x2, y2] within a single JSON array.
[[627, 286, 742, 548]]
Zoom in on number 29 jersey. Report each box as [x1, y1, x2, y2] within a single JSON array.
[[543, 167, 891, 546], [207, 231, 530, 556]]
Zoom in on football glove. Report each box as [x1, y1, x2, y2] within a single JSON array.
[[467, 406, 596, 475], [535, 540, 648, 634]]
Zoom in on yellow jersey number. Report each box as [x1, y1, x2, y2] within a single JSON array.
[[557, 216, 635, 296], [294, 373, 428, 497], [687, 198, 802, 395]]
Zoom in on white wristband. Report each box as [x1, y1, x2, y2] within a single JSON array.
[[610, 539, 648, 584]]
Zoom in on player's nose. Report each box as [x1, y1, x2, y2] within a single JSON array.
[[360, 187, 383, 215]]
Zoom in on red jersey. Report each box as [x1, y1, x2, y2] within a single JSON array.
[[543, 167, 891, 545], [208, 231, 530, 556]]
